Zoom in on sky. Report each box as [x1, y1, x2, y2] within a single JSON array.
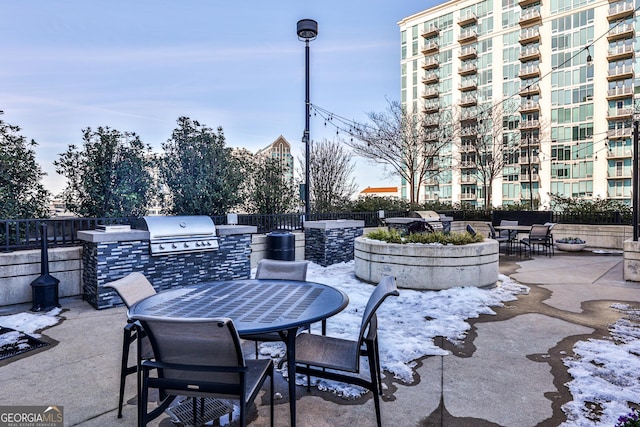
[[0, 1, 433, 196], [2, 260, 639, 426]]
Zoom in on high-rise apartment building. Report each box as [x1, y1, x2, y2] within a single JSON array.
[[399, 0, 635, 208], [255, 135, 295, 183]]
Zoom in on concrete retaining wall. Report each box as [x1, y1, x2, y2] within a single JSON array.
[[0, 247, 82, 307]]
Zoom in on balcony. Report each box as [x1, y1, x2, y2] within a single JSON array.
[[460, 175, 478, 184], [460, 144, 475, 152], [608, 169, 632, 178], [521, 119, 540, 129], [519, 173, 540, 182], [458, 29, 478, 44], [607, 23, 634, 41], [519, 155, 540, 165], [520, 84, 540, 97], [607, 127, 633, 139], [422, 41, 440, 55], [606, 85, 633, 99], [459, 46, 478, 60], [422, 56, 440, 70], [518, 0, 540, 8], [607, 149, 633, 158], [608, 2, 634, 21], [607, 65, 634, 81], [519, 27, 540, 44], [422, 24, 440, 38], [461, 127, 477, 137], [607, 108, 634, 119], [459, 79, 478, 91], [460, 192, 477, 200], [423, 118, 440, 128], [423, 101, 440, 114], [607, 44, 634, 61], [519, 9, 542, 25], [422, 72, 439, 84], [422, 88, 440, 99], [460, 95, 478, 107], [424, 131, 439, 142], [519, 64, 540, 79], [458, 12, 477, 26], [519, 45, 541, 61], [520, 100, 540, 113], [460, 109, 479, 121], [458, 63, 478, 75]]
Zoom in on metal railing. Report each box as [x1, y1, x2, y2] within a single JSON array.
[[0, 210, 630, 252]]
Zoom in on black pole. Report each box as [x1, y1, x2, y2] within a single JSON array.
[[633, 121, 639, 241], [304, 39, 311, 220], [528, 135, 533, 209]]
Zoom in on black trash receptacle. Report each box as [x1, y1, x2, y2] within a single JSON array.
[[266, 230, 295, 261]]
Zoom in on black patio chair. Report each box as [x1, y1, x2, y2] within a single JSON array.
[[241, 259, 310, 358], [104, 272, 156, 418], [137, 317, 274, 427], [294, 275, 399, 427], [520, 224, 553, 256], [486, 222, 511, 254]]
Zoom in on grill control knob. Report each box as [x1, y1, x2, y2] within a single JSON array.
[[172, 243, 177, 249], [184, 242, 189, 248], [159, 244, 165, 250]]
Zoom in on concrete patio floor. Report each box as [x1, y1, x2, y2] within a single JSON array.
[[1, 250, 639, 426]]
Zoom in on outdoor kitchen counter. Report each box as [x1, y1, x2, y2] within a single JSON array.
[[78, 224, 257, 309]]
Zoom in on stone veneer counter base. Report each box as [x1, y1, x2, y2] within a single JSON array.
[[354, 237, 499, 290]]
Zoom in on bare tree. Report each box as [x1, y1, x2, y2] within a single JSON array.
[[456, 100, 520, 207], [307, 139, 358, 212], [345, 99, 453, 204]]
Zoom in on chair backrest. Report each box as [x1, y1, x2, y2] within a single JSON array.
[[529, 224, 551, 239], [255, 259, 309, 281], [357, 275, 399, 348], [544, 222, 557, 231], [486, 222, 497, 238], [466, 224, 477, 236], [141, 317, 244, 391], [104, 272, 156, 308], [499, 220, 518, 239]]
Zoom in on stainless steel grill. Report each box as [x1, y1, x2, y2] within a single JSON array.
[[140, 216, 219, 256], [408, 211, 453, 233]]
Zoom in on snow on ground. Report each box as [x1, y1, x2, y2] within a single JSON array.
[[1, 261, 639, 426]]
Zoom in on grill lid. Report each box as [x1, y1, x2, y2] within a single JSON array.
[[140, 216, 219, 255]]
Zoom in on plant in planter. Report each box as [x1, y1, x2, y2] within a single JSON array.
[[555, 237, 586, 251]]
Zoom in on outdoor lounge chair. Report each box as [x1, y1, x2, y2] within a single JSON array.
[[136, 317, 274, 427], [104, 272, 156, 418], [241, 259, 310, 358], [294, 275, 399, 427], [520, 224, 553, 256], [486, 222, 510, 254]]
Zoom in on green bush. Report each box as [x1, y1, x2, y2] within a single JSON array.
[[365, 229, 483, 245]]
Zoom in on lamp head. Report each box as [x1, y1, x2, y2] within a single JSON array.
[[297, 19, 318, 41]]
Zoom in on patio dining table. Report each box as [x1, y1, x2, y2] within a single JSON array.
[[128, 278, 349, 427]]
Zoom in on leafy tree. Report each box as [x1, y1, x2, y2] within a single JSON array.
[[159, 117, 244, 215], [0, 111, 50, 219], [55, 127, 155, 217], [345, 99, 452, 204], [308, 139, 358, 212], [246, 155, 297, 214]]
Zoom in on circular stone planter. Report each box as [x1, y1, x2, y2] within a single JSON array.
[[555, 242, 586, 252], [354, 236, 499, 290]]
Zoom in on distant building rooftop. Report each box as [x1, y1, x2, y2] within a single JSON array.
[[359, 186, 399, 197]]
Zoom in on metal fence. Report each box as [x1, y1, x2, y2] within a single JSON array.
[[0, 210, 630, 252]]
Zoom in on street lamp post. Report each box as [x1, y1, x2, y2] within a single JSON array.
[[633, 120, 639, 240], [297, 19, 318, 221]]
